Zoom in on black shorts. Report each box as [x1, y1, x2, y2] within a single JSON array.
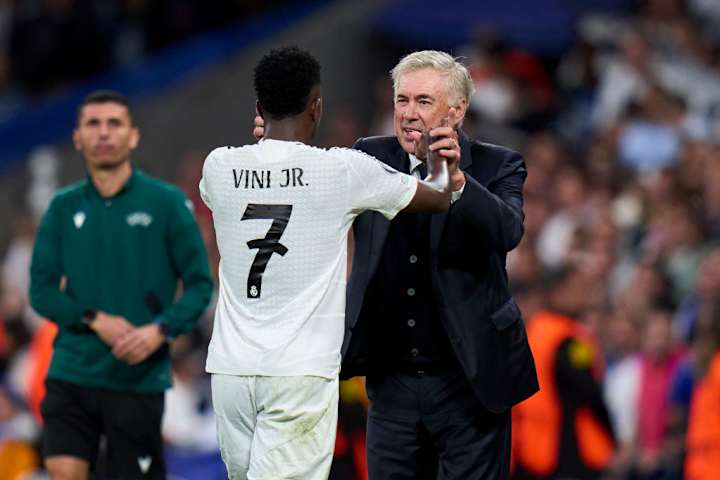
[[41, 379, 165, 479]]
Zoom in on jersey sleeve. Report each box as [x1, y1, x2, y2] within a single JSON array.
[[198, 149, 217, 211], [339, 148, 418, 220], [29, 195, 86, 328]]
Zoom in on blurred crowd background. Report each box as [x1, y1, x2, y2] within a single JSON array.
[[2, 0, 720, 478]]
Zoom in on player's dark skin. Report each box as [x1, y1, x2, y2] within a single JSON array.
[[256, 84, 460, 212]]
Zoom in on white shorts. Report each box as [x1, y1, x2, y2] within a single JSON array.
[[211, 374, 339, 480]]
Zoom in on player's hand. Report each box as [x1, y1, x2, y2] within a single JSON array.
[[429, 108, 464, 191], [112, 324, 166, 365], [253, 115, 265, 140], [90, 312, 133, 347]]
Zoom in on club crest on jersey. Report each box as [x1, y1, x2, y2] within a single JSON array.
[[126, 212, 153, 227], [73, 211, 86, 229]]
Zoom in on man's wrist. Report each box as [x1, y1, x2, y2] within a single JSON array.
[[153, 318, 174, 342], [450, 177, 466, 204], [82, 309, 98, 329]]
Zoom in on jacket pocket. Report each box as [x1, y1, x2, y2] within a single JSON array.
[[490, 298, 521, 331]]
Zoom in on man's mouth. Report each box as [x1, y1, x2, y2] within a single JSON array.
[[402, 127, 423, 139], [95, 145, 115, 154]]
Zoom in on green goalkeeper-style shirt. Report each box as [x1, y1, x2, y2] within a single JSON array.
[[29, 168, 213, 393]]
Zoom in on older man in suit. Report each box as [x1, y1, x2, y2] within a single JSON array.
[[253, 50, 537, 479], [341, 50, 538, 480]]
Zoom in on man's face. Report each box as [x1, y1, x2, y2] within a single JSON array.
[[73, 102, 139, 170], [393, 68, 461, 155]]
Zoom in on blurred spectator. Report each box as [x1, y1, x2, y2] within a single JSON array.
[[674, 247, 720, 343], [684, 298, 720, 480], [556, 38, 599, 144], [465, 29, 521, 124], [536, 165, 587, 271], [592, 29, 652, 130], [163, 344, 225, 480], [330, 378, 369, 480], [617, 85, 681, 175], [634, 308, 685, 479], [603, 309, 641, 478], [27, 146, 60, 224], [512, 268, 615, 480], [162, 347, 217, 452], [0, 384, 41, 480], [2, 212, 37, 331]]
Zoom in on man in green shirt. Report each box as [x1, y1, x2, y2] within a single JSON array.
[[29, 90, 213, 480]]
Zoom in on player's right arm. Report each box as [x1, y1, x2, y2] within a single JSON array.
[[254, 115, 455, 213], [403, 168, 452, 213], [343, 148, 451, 220]]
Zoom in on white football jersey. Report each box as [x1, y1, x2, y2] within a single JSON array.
[[200, 139, 417, 378]]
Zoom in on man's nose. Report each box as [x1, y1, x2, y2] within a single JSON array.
[[403, 102, 419, 120]]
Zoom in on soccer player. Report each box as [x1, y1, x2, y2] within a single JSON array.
[[199, 46, 458, 479]]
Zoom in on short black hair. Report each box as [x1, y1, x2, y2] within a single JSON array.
[[254, 46, 321, 120], [77, 90, 132, 124]]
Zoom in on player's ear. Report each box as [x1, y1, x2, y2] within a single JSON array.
[[72, 128, 82, 151], [255, 100, 264, 119], [449, 99, 467, 129], [311, 96, 322, 124], [128, 126, 140, 150]]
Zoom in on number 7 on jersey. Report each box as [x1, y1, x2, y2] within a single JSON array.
[[241, 204, 293, 299]]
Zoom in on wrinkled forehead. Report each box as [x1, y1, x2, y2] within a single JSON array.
[[395, 68, 451, 99]]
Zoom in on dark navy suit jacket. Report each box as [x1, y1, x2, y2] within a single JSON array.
[[340, 132, 539, 412]]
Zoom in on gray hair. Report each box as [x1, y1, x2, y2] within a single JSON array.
[[390, 50, 475, 106]]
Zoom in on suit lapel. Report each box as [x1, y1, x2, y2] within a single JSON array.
[[429, 130, 473, 250]]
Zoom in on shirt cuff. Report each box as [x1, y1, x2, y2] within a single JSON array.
[[451, 183, 466, 204]]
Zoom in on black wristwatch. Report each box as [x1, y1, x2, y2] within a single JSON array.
[[82, 309, 98, 327], [155, 319, 173, 342]]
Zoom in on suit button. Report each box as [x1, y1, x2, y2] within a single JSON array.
[[407, 288, 415, 297], [407, 319, 416, 327], [410, 348, 419, 357], [409, 255, 418, 264]]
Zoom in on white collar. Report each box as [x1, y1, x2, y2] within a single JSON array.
[[408, 154, 424, 173]]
